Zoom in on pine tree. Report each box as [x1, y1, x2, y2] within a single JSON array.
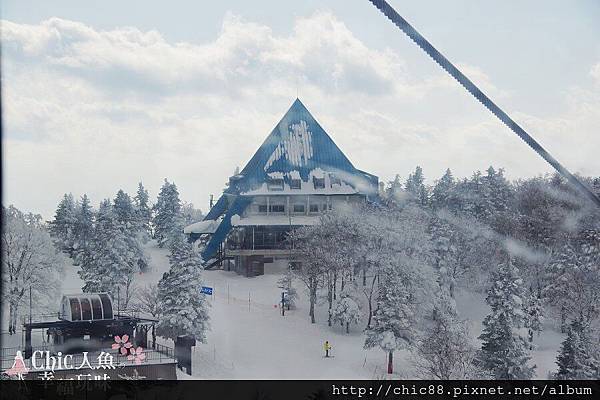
[[134, 182, 152, 237], [477, 260, 536, 379], [277, 268, 297, 310], [524, 286, 544, 349], [482, 167, 514, 226], [364, 265, 416, 374], [414, 290, 482, 379], [555, 320, 599, 380], [455, 172, 484, 218], [78, 199, 144, 307], [157, 233, 210, 341], [113, 189, 135, 232], [49, 193, 77, 255], [431, 168, 455, 210], [544, 229, 600, 330], [386, 174, 404, 203], [331, 286, 361, 334], [405, 166, 428, 206], [73, 194, 94, 264], [153, 179, 183, 247]]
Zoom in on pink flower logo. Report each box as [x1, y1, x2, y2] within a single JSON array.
[[127, 347, 146, 365], [112, 334, 133, 355]]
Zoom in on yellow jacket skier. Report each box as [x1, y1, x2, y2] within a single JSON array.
[[324, 341, 332, 358]]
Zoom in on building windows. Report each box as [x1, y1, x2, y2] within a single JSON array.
[[269, 204, 285, 213], [290, 178, 301, 189], [293, 204, 305, 213], [267, 178, 284, 191], [313, 176, 325, 189], [329, 174, 341, 186], [309, 204, 319, 213], [258, 205, 268, 213]]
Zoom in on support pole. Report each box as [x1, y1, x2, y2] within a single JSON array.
[[29, 286, 32, 324], [24, 328, 32, 359]]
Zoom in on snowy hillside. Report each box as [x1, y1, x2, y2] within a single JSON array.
[[126, 242, 565, 378], [0, 237, 568, 380]]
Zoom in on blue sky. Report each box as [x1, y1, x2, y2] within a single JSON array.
[[2, 0, 600, 217]]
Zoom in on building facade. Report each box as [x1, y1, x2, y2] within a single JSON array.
[[184, 99, 378, 276]]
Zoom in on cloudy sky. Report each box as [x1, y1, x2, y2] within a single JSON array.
[[2, 0, 600, 219]]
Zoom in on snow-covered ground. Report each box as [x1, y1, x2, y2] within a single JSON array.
[[2, 241, 564, 379], [145, 242, 564, 379]]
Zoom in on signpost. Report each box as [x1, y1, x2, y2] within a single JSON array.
[[200, 286, 213, 296]]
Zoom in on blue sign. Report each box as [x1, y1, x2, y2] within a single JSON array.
[[200, 286, 213, 295]]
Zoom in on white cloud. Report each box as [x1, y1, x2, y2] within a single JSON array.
[[591, 62, 600, 85], [1, 13, 599, 218]]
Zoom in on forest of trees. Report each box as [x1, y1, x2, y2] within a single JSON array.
[[2, 206, 65, 334], [2, 166, 598, 379], [286, 166, 600, 378], [9, 179, 209, 340]]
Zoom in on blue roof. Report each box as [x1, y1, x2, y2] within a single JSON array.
[[200, 99, 378, 261], [235, 98, 359, 191]]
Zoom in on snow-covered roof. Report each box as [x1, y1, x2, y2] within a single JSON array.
[[184, 217, 222, 234], [200, 99, 380, 261], [232, 99, 378, 194], [264, 120, 314, 171], [231, 215, 320, 227]]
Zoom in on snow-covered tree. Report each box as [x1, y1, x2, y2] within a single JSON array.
[[524, 286, 544, 349], [181, 202, 203, 226], [289, 225, 327, 324], [543, 229, 600, 329], [430, 168, 455, 210], [554, 320, 599, 380], [331, 286, 361, 334], [364, 263, 417, 374], [134, 182, 152, 237], [153, 179, 183, 247], [133, 284, 161, 318], [429, 214, 467, 298], [385, 174, 405, 204], [413, 291, 483, 379], [315, 211, 360, 326], [48, 193, 77, 255], [114, 189, 150, 273], [113, 189, 135, 232], [482, 167, 513, 216], [132, 284, 161, 347], [277, 268, 298, 310], [405, 166, 428, 206], [73, 194, 94, 264], [156, 233, 210, 341], [78, 199, 146, 307], [2, 206, 65, 334], [477, 260, 535, 379]]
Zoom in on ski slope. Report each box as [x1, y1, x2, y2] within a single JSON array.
[[2, 240, 564, 379], [143, 242, 563, 379]]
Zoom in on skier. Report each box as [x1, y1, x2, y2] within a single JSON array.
[[324, 340, 332, 358]]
